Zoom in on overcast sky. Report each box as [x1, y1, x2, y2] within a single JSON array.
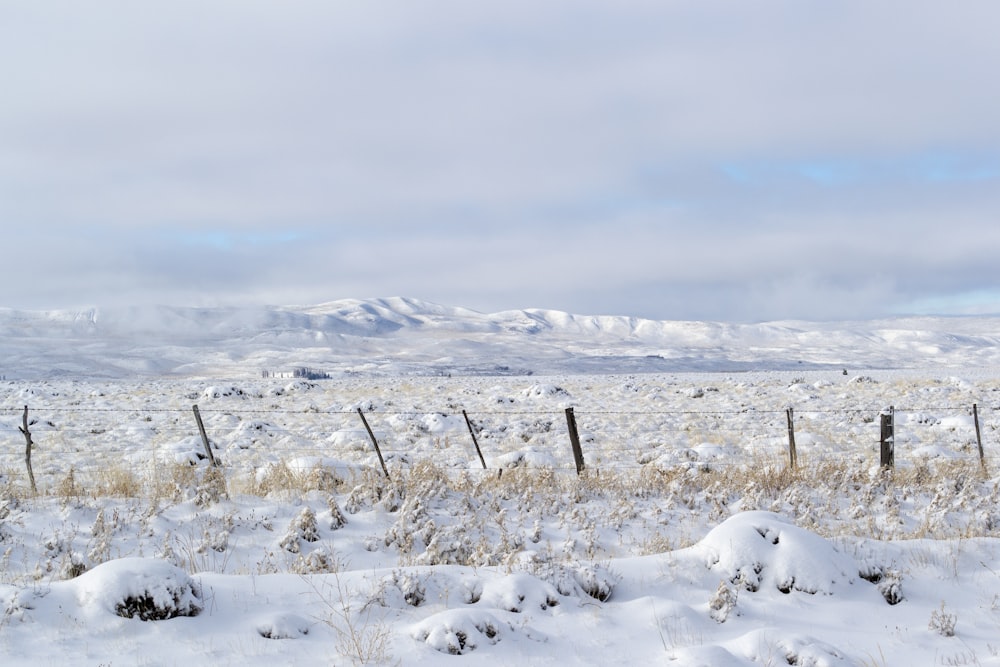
[[3, 1, 1000, 321]]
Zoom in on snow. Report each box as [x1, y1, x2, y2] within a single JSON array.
[[2, 299, 1000, 665], [4, 299, 1000, 379], [71, 558, 204, 621], [693, 512, 860, 595]]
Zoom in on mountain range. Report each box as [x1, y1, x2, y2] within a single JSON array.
[[3, 296, 999, 379]]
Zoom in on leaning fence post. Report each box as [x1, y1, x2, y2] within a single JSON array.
[[18, 405, 37, 494], [357, 408, 390, 478], [786, 407, 797, 469], [880, 406, 895, 469], [974, 403, 986, 473], [462, 410, 488, 469], [192, 405, 219, 467], [565, 407, 585, 475]]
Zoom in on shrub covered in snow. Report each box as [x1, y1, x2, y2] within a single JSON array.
[[73, 558, 203, 621]]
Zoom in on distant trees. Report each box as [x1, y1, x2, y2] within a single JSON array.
[[293, 367, 331, 380], [261, 367, 332, 380]]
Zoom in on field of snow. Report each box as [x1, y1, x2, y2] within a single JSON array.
[[3, 301, 1000, 665], [2, 366, 1000, 665]]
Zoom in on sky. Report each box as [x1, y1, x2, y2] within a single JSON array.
[[2, 0, 1000, 322]]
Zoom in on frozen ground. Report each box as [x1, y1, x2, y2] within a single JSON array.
[[2, 300, 1000, 665]]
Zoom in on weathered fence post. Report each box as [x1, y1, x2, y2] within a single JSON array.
[[462, 410, 488, 469], [786, 407, 797, 469], [880, 406, 895, 469], [191, 405, 219, 467], [357, 408, 390, 478], [565, 407, 585, 475], [18, 405, 37, 494], [974, 403, 986, 473]]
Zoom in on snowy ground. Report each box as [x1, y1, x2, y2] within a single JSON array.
[[2, 369, 1000, 665]]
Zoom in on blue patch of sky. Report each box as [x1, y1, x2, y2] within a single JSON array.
[[894, 288, 1000, 316], [719, 151, 1000, 187], [916, 153, 1000, 183]]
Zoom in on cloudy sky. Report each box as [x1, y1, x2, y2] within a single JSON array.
[[3, 1, 999, 321]]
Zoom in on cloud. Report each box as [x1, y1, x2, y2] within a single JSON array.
[[2, 1, 1000, 320]]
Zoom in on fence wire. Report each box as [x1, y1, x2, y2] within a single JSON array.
[[1, 400, 993, 493]]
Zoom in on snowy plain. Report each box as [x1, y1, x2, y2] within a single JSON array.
[[2, 298, 1000, 666]]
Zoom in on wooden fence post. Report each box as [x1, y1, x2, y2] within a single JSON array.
[[565, 407, 585, 475], [191, 405, 219, 467], [974, 403, 986, 473], [462, 410, 488, 469], [786, 407, 797, 469], [880, 406, 895, 469], [18, 405, 37, 494], [357, 408, 390, 478]]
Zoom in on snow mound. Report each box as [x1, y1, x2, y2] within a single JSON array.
[[161, 435, 212, 466], [411, 608, 510, 655], [696, 512, 857, 595], [329, 428, 384, 447], [672, 629, 854, 666], [256, 612, 311, 639], [493, 449, 560, 469], [73, 558, 203, 621], [730, 629, 854, 666], [201, 385, 253, 399], [284, 456, 357, 479], [269, 380, 318, 396], [477, 572, 561, 612], [420, 412, 465, 433], [536, 562, 616, 602], [520, 383, 570, 399]]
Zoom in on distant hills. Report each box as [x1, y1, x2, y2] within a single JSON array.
[[2, 297, 1000, 379]]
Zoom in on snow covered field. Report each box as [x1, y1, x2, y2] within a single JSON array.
[[2, 302, 1000, 665]]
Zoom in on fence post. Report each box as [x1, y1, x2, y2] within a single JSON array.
[[462, 410, 488, 469], [357, 408, 390, 478], [18, 405, 37, 495], [880, 406, 895, 469], [786, 407, 797, 469], [565, 407, 585, 475], [974, 403, 986, 473], [191, 405, 220, 467]]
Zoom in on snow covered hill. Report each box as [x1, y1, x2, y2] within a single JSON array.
[[2, 297, 1000, 379]]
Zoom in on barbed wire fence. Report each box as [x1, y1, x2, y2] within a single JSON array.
[[0, 400, 995, 495]]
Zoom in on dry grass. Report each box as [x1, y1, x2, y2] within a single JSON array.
[[54, 466, 85, 503], [94, 464, 143, 498], [2, 454, 998, 576], [305, 574, 398, 666], [142, 462, 195, 504], [233, 460, 347, 498]]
